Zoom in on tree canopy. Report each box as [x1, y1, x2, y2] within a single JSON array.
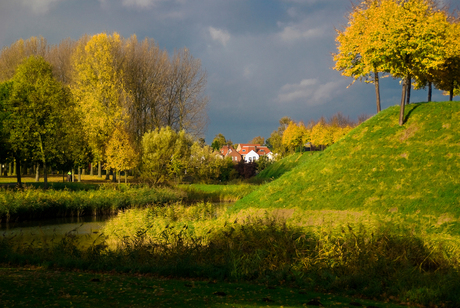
[[334, 0, 459, 124], [4, 56, 74, 187]]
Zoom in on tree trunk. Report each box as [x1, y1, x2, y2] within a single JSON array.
[[72, 169, 75, 182], [15, 157, 22, 187], [118, 171, 121, 184], [428, 82, 432, 102], [78, 167, 81, 182], [450, 89, 454, 101], [374, 71, 381, 113], [35, 164, 40, 182], [82, 168, 85, 176], [98, 161, 102, 178], [90, 163, 94, 176], [112, 169, 117, 182], [105, 169, 110, 180], [399, 78, 407, 126], [12, 160, 16, 176], [43, 161, 48, 189], [406, 77, 411, 105]]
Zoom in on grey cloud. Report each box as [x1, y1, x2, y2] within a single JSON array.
[[208, 27, 231, 47], [20, 0, 63, 14]]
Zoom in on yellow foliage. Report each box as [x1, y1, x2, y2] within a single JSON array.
[[281, 121, 309, 151], [105, 124, 139, 172], [71, 32, 127, 161]]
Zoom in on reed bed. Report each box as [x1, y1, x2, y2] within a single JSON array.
[[0, 184, 184, 222], [2, 203, 459, 307]]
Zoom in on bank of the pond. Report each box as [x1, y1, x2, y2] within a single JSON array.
[[0, 183, 256, 223], [0, 185, 184, 223]]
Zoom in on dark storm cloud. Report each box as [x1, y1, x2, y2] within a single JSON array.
[[1, 0, 457, 143]]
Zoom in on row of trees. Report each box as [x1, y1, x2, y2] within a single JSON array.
[[334, 0, 460, 124], [265, 113, 365, 155], [210, 113, 361, 159], [0, 33, 209, 186]]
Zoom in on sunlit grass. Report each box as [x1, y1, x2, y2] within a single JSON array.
[[235, 102, 460, 220], [179, 183, 257, 202], [0, 184, 184, 222]]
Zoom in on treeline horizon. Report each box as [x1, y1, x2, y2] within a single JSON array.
[[0, 33, 209, 187]]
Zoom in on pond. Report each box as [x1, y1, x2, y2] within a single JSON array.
[[0, 215, 111, 247], [0, 202, 234, 247]]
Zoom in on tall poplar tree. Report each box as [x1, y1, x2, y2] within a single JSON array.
[[71, 32, 126, 173]]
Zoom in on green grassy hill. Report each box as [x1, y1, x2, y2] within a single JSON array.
[[256, 151, 312, 180], [235, 102, 460, 219]]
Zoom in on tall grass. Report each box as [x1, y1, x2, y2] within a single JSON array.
[[102, 205, 460, 306], [0, 184, 184, 222], [3, 204, 457, 306], [179, 183, 257, 202]]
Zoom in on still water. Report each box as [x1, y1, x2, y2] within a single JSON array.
[[0, 216, 112, 246], [0, 202, 233, 246]]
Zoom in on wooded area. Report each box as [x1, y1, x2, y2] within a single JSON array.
[[0, 33, 209, 187]]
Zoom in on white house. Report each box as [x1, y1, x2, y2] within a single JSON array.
[[244, 150, 259, 163]]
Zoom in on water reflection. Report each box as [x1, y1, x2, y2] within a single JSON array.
[[0, 202, 234, 246], [0, 216, 110, 247]]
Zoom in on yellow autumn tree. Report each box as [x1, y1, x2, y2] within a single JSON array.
[[71, 32, 127, 174], [281, 121, 309, 153], [310, 120, 331, 150], [333, 0, 387, 113], [432, 18, 460, 100], [105, 124, 139, 183], [334, 0, 451, 124]]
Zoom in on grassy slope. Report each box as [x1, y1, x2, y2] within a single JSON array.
[[256, 152, 313, 180], [235, 102, 460, 218]]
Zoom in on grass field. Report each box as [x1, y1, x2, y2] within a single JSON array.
[[0, 266, 409, 308]]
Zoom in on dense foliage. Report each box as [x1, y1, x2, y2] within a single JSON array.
[[334, 0, 460, 123], [0, 33, 209, 185]]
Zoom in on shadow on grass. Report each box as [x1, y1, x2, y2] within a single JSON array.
[[1, 219, 459, 307]]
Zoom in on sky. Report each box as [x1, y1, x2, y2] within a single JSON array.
[[0, 0, 458, 144]]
